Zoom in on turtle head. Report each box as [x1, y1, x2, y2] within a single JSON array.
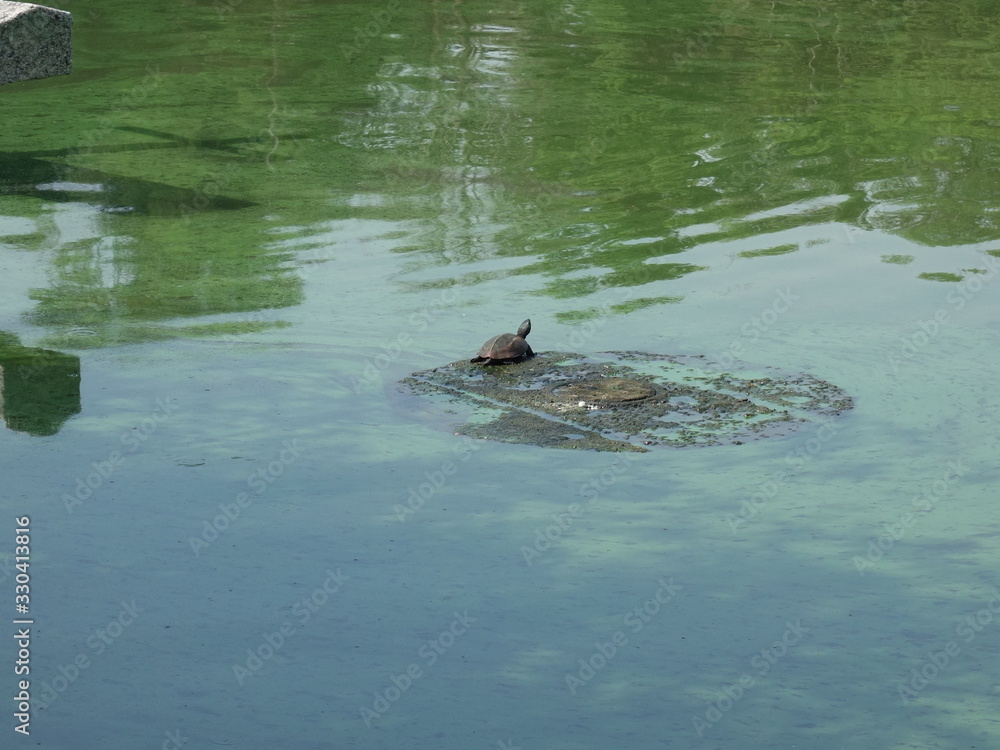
[[517, 319, 531, 338]]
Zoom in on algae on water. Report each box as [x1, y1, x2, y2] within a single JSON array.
[[402, 351, 853, 452]]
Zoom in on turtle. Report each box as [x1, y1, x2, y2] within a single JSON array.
[[471, 319, 534, 365]]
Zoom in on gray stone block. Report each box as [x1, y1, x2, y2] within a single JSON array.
[[0, 1, 72, 86]]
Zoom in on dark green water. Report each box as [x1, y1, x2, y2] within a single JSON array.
[[2, 1, 1000, 748]]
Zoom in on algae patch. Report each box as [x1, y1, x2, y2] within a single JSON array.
[[401, 351, 853, 452]]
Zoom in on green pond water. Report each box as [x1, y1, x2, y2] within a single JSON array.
[[2, 1, 1000, 747]]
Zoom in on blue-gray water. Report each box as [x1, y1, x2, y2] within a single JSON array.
[[2, 1, 1000, 748]]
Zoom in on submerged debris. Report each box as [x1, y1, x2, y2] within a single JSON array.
[[401, 351, 853, 452]]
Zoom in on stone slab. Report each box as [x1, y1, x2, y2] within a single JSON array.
[[0, 1, 72, 85]]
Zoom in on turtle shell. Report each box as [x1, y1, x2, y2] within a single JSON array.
[[472, 319, 533, 364]]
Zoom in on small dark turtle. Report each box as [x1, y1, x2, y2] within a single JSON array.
[[471, 319, 534, 365]]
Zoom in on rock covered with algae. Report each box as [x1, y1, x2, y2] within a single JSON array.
[[400, 351, 853, 453]]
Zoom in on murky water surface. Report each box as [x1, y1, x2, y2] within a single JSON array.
[[2, 1, 1000, 748]]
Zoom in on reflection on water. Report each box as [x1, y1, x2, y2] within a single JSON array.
[[0, 334, 79, 435], [1, 127, 260, 216], [0, 126, 295, 347], [2, 1, 999, 340], [330, 0, 1000, 312]]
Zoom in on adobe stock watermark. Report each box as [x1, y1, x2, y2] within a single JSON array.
[[520, 453, 635, 565], [233, 568, 349, 685], [189, 440, 303, 555], [158, 728, 188, 750], [349, 288, 459, 395], [549, 298, 628, 352], [63, 396, 180, 513], [727, 416, 842, 532], [213, 0, 242, 17], [393, 435, 482, 521], [0, 553, 19, 586], [692, 618, 809, 736], [564, 577, 680, 695], [217, 309, 291, 349], [35, 600, 142, 710], [546, 267, 656, 353], [897, 588, 1000, 704], [75, 66, 167, 152], [852, 460, 966, 575], [887, 253, 1000, 373], [340, 0, 402, 61], [710, 288, 799, 371], [580, 109, 664, 167], [360, 610, 476, 727], [179, 163, 243, 219], [549, 305, 615, 351], [670, 0, 750, 68]]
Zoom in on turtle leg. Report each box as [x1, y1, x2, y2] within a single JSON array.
[[525, 344, 534, 357]]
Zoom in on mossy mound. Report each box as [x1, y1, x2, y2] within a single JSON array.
[[401, 351, 853, 452]]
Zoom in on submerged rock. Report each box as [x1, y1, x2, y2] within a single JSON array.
[[401, 351, 852, 452]]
